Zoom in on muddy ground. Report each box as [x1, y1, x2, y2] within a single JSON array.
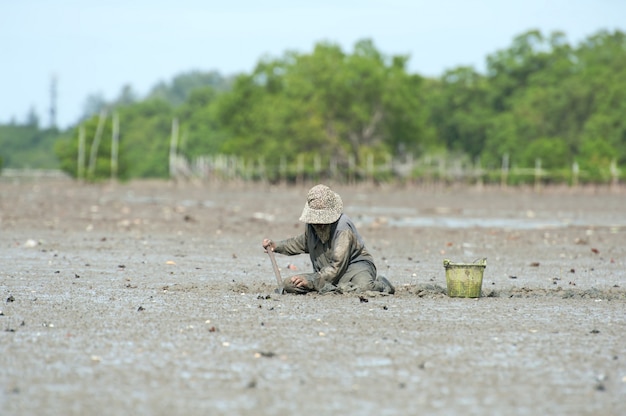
[[0, 178, 625, 416]]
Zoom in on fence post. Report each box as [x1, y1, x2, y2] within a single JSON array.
[[77, 126, 86, 181], [258, 156, 266, 183], [330, 157, 338, 183], [314, 153, 321, 183], [279, 155, 287, 185], [296, 154, 304, 187], [169, 118, 179, 180], [438, 156, 445, 184], [229, 155, 236, 182], [572, 161, 579, 188], [367, 154, 374, 184], [225, 155, 232, 182], [348, 154, 355, 185], [610, 159, 619, 190], [111, 112, 119, 181], [87, 110, 107, 180], [501, 153, 509, 188], [534, 158, 542, 192], [474, 156, 483, 190]]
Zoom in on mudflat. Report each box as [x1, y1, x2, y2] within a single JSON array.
[[1, 179, 625, 415]]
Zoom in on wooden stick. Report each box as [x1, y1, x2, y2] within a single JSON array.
[[77, 126, 85, 181], [111, 112, 119, 181], [87, 110, 107, 180]]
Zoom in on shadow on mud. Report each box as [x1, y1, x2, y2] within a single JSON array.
[[215, 281, 626, 301], [401, 283, 626, 300]]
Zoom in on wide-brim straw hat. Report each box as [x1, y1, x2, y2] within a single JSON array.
[[299, 184, 343, 224]]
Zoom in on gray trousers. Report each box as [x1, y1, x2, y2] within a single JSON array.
[[282, 261, 395, 294]]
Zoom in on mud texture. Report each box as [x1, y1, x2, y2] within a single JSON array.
[[1, 179, 625, 416]]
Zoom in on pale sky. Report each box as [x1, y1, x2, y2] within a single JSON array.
[[1, 0, 624, 129]]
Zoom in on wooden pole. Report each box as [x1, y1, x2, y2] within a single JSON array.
[[424, 155, 432, 187], [110, 112, 119, 181], [475, 156, 483, 190], [501, 153, 509, 188], [169, 118, 179, 179], [258, 156, 266, 183], [438, 156, 445, 185], [407, 153, 414, 187], [77, 126, 86, 181], [348, 154, 355, 185], [572, 161, 579, 188], [610, 159, 619, 191], [534, 158, 542, 192], [279, 155, 287, 185], [329, 157, 337, 184], [314, 153, 321, 183], [87, 110, 107, 180], [367, 153, 374, 184], [296, 154, 304, 187]]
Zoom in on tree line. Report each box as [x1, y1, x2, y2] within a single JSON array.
[[2, 29, 625, 184]]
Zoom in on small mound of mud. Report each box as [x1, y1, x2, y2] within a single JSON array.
[[160, 282, 200, 292], [396, 284, 626, 300], [401, 283, 448, 298], [483, 286, 626, 300], [229, 281, 278, 295], [229, 282, 251, 294], [166, 280, 626, 301]]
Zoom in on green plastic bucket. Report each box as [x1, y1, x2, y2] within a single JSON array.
[[443, 258, 487, 298]]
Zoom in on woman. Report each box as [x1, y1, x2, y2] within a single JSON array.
[[262, 184, 395, 294]]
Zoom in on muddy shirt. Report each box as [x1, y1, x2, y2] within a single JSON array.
[[274, 214, 376, 288]]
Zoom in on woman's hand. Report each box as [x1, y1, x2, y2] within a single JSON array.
[[262, 238, 275, 252], [290, 275, 311, 288]]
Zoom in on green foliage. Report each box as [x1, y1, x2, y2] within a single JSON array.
[[8, 29, 626, 184], [55, 99, 174, 180], [176, 87, 228, 157], [54, 131, 78, 178], [519, 138, 570, 169], [148, 70, 233, 107], [0, 123, 60, 168], [117, 100, 174, 178], [427, 28, 626, 178], [577, 137, 617, 182], [55, 114, 118, 181], [211, 39, 433, 168]]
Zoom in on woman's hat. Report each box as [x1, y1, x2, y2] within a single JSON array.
[[299, 184, 343, 224]]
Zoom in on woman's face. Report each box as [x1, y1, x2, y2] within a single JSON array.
[[312, 223, 331, 242]]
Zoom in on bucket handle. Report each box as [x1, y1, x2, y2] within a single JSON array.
[[473, 257, 487, 266], [443, 258, 487, 267]]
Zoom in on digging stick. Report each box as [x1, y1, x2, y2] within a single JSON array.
[[267, 249, 284, 294]]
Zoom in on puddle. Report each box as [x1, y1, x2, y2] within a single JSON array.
[[355, 214, 626, 230]]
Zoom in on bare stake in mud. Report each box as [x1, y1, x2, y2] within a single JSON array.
[[267, 249, 284, 295]]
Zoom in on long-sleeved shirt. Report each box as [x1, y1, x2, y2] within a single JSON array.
[[274, 214, 376, 288]]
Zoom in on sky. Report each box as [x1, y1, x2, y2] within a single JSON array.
[[2, 0, 625, 129]]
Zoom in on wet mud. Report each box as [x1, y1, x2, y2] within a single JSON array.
[[1, 179, 625, 415]]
